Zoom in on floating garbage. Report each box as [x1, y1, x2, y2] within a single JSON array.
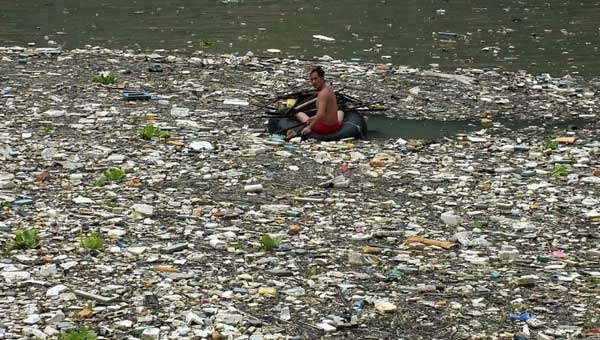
[[313, 34, 335, 42], [0, 45, 597, 340], [122, 91, 151, 101], [223, 98, 249, 106], [510, 312, 537, 322]]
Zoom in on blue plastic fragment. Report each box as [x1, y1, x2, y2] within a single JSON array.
[[122, 91, 151, 101], [510, 312, 536, 322], [13, 199, 33, 206], [286, 210, 302, 217], [352, 300, 366, 311], [277, 244, 291, 252]]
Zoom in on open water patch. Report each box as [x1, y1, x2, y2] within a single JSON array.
[[366, 115, 595, 141]]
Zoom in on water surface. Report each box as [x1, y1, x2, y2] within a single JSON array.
[[2, 0, 600, 77], [366, 115, 592, 140]]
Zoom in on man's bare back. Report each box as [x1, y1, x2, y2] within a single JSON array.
[[295, 67, 344, 135], [315, 86, 339, 125]]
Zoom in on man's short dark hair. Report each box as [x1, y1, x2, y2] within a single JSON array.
[[310, 66, 325, 78]]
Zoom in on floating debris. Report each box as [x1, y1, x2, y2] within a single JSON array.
[[0, 45, 597, 340]]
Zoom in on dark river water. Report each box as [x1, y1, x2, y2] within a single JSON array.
[[366, 116, 590, 140], [2, 0, 600, 77]]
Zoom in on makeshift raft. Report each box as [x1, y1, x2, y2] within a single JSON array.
[[267, 111, 367, 141], [265, 89, 368, 141]]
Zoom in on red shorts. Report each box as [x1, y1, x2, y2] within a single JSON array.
[[313, 121, 341, 135]]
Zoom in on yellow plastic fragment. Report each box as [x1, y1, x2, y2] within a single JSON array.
[[555, 136, 576, 144], [77, 309, 93, 318], [258, 287, 278, 297], [288, 225, 302, 233], [167, 140, 184, 146]]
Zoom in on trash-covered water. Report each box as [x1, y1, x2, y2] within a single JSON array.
[[1, 44, 599, 340], [2, 0, 600, 77]]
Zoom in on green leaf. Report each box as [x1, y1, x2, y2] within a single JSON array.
[[139, 124, 156, 140], [1, 200, 12, 210], [59, 327, 98, 340], [13, 229, 41, 249], [552, 165, 568, 177], [303, 267, 320, 276], [261, 234, 281, 251], [545, 140, 559, 150], [81, 232, 105, 252], [139, 124, 170, 140], [103, 168, 126, 181], [92, 73, 117, 85]]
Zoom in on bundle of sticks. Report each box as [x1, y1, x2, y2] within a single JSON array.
[[264, 88, 385, 117]]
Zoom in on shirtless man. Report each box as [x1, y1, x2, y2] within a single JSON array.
[[295, 67, 344, 135]]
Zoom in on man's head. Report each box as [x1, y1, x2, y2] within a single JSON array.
[[309, 66, 326, 90]]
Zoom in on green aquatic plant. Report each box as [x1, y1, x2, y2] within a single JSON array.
[[93, 167, 126, 187], [59, 327, 98, 340], [13, 229, 41, 249], [92, 73, 117, 85], [260, 234, 281, 251], [545, 140, 559, 150], [139, 124, 170, 140], [103, 168, 126, 182], [81, 232, 104, 252], [303, 267, 321, 276], [552, 165, 568, 177], [1, 200, 12, 210]]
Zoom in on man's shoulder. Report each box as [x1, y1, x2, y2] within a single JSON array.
[[319, 87, 335, 98]]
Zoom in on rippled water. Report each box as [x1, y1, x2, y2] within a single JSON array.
[[2, 0, 600, 77]]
